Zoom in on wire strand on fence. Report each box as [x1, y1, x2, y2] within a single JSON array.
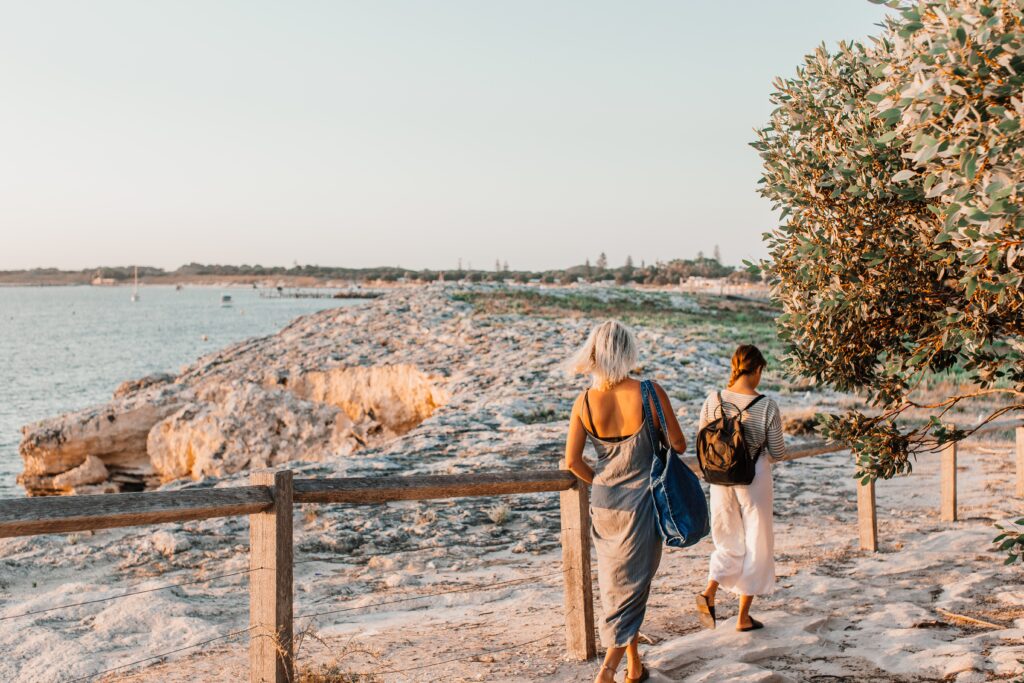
[[63, 625, 255, 683], [294, 532, 565, 567], [293, 540, 461, 566], [297, 567, 568, 622], [1, 566, 261, 622]]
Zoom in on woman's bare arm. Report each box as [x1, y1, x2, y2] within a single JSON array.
[[564, 395, 595, 484], [653, 383, 687, 453]]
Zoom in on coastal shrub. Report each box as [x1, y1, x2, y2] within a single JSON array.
[[755, 0, 1023, 557], [486, 503, 513, 526]]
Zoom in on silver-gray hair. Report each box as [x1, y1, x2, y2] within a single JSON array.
[[568, 320, 639, 388]]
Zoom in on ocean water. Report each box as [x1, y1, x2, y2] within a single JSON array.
[[0, 286, 365, 498]]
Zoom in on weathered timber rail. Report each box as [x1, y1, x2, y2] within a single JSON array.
[[0, 420, 1021, 682]]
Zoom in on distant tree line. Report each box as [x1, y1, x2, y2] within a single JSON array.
[[2, 252, 757, 285]]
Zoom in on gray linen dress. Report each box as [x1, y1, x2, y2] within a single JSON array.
[[584, 396, 663, 648]]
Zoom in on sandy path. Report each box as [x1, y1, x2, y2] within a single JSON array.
[[89, 439, 1024, 683]]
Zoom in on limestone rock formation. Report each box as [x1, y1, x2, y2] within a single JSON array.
[[147, 382, 358, 482], [282, 365, 450, 437], [18, 294, 452, 494], [18, 384, 189, 495]]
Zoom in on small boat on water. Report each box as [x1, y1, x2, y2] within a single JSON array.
[[221, 294, 233, 307], [130, 266, 140, 302]]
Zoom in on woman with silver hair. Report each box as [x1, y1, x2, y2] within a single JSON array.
[[564, 320, 686, 683]]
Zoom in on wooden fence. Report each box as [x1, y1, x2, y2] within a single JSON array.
[[0, 422, 1021, 682]]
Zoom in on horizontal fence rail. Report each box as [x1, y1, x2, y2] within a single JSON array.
[[0, 486, 273, 538], [0, 418, 1020, 682], [293, 470, 577, 504]]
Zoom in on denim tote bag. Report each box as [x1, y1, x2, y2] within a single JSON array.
[[640, 380, 710, 548]]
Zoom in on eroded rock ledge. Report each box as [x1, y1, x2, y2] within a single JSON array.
[[18, 304, 450, 495]]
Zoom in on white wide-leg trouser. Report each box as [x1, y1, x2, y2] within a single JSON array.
[[708, 455, 775, 596]]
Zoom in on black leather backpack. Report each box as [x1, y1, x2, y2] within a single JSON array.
[[696, 393, 767, 486]]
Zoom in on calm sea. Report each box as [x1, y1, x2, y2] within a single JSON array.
[[0, 286, 365, 498]]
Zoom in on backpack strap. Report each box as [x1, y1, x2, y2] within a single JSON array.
[[738, 394, 769, 457], [740, 394, 766, 415], [583, 390, 599, 439]]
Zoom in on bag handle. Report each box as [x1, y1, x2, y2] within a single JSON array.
[[641, 380, 671, 454]]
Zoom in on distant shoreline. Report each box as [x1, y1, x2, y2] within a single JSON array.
[[0, 275, 406, 289]]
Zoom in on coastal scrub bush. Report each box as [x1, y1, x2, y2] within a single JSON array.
[[486, 503, 513, 525], [755, 0, 1023, 554]]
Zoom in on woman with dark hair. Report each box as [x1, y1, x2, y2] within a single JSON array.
[[695, 344, 786, 632]]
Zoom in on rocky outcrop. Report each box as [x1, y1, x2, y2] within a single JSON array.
[[282, 365, 449, 436], [147, 382, 359, 483], [18, 384, 189, 494], [18, 297, 451, 494]]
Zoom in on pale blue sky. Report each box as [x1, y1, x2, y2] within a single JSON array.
[[0, 1, 890, 271]]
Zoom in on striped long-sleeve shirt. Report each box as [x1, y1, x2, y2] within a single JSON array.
[[698, 388, 786, 461]]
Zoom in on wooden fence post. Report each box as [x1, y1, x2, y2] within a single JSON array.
[[559, 467, 596, 661], [856, 480, 877, 552], [940, 440, 958, 522], [250, 470, 294, 683], [1016, 427, 1024, 498]]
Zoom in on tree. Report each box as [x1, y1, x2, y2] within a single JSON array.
[[621, 255, 635, 284], [755, 0, 1024, 561], [596, 252, 608, 270]]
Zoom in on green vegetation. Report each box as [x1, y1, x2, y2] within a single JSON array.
[[756, 0, 1023, 561], [454, 288, 781, 362]]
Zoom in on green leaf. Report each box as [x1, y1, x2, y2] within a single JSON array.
[[962, 153, 977, 180], [998, 118, 1020, 133]]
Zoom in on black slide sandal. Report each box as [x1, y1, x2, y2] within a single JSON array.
[[626, 664, 649, 683], [695, 594, 716, 630], [737, 617, 764, 632]]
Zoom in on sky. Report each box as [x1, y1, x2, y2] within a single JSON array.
[[0, 1, 892, 272]]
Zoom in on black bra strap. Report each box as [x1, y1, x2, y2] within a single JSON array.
[[583, 390, 599, 438]]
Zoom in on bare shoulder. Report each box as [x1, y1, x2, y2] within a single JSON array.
[[569, 392, 585, 419]]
